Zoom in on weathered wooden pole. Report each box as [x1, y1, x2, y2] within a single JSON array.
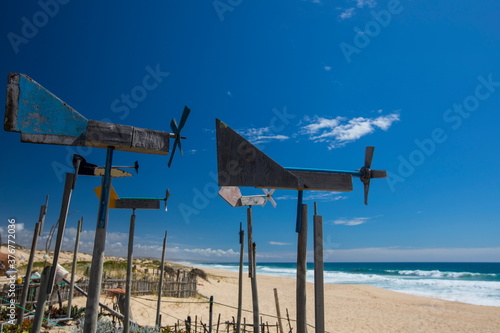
[[296, 204, 308, 333], [156, 230, 168, 329], [209, 296, 214, 333], [17, 221, 42, 325], [237, 222, 245, 333], [273, 288, 284, 333], [124, 209, 136, 333], [313, 203, 324, 333], [67, 217, 82, 318], [247, 207, 260, 333], [84, 146, 115, 333], [33, 172, 76, 329], [30, 266, 51, 333]]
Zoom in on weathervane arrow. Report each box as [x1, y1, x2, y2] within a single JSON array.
[[5, 73, 189, 162]]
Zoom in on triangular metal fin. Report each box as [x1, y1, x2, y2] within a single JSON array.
[[216, 119, 300, 189]]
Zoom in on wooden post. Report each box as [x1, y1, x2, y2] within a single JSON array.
[[273, 288, 284, 333], [313, 202, 324, 333], [209, 296, 214, 333], [217, 313, 221, 333], [296, 204, 307, 333], [84, 146, 115, 333], [237, 223, 244, 333], [20, 195, 48, 324], [30, 266, 51, 333], [17, 221, 41, 325], [156, 230, 168, 328], [247, 207, 260, 333], [186, 315, 192, 333], [124, 209, 136, 333], [285, 309, 292, 333], [33, 172, 75, 329], [67, 217, 82, 318]]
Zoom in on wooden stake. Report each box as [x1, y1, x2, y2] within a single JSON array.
[[273, 288, 284, 333], [30, 266, 51, 333], [186, 315, 192, 333], [285, 309, 292, 333], [217, 313, 221, 333], [237, 223, 244, 333], [17, 221, 41, 325], [247, 207, 260, 333], [19, 195, 48, 324], [209, 296, 214, 333], [156, 230, 168, 328], [313, 203, 325, 333], [67, 217, 82, 318], [296, 204, 308, 333], [124, 209, 136, 333], [34, 172, 75, 329], [84, 146, 114, 333]]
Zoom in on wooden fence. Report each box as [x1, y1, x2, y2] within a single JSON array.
[[0, 275, 198, 307]]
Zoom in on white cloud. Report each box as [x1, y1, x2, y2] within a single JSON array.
[[324, 66, 332, 71], [356, 0, 377, 8], [3, 225, 239, 261], [339, 7, 355, 19], [183, 248, 238, 257], [306, 191, 348, 201], [239, 127, 290, 145], [300, 112, 400, 149], [339, 0, 377, 20], [332, 217, 371, 226], [276, 192, 347, 202], [269, 241, 291, 246]]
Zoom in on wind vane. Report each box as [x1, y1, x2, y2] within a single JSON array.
[[215, 119, 387, 230], [216, 118, 387, 333], [5, 73, 190, 164], [4, 73, 190, 333]]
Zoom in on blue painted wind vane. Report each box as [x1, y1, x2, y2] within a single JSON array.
[[215, 119, 387, 230], [4, 73, 190, 166], [4, 73, 190, 332]]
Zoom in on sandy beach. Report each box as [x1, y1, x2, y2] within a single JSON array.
[[4, 248, 500, 332], [70, 265, 500, 333]]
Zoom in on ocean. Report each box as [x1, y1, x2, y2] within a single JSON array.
[[186, 262, 500, 307]]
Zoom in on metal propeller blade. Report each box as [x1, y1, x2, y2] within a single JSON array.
[[363, 182, 370, 205], [164, 189, 170, 211], [178, 106, 191, 131], [262, 189, 277, 208], [359, 146, 387, 205], [170, 118, 179, 134], [365, 146, 374, 168], [168, 106, 191, 168], [370, 170, 387, 178], [167, 140, 178, 168]]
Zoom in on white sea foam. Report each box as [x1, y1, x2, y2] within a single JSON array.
[[187, 263, 500, 307], [390, 269, 497, 279]]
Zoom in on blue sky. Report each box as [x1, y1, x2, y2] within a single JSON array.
[[1, 0, 499, 262]]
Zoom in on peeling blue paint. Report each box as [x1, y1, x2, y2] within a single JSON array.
[[17, 74, 88, 136]]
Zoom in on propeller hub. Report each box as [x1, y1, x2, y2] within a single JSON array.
[[360, 166, 371, 184]]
